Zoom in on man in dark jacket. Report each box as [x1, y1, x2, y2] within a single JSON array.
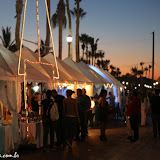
[[52, 90, 65, 147], [150, 89, 160, 138], [127, 90, 141, 142]]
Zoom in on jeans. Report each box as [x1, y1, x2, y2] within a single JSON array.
[[63, 116, 76, 146], [42, 116, 57, 148], [76, 112, 86, 139], [152, 114, 160, 137], [56, 118, 64, 145]]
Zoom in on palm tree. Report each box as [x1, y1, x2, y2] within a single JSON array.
[[79, 34, 87, 59], [131, 67, 138, 77], [144, 67, 148, 78], [110, 65, 115, 73], [140, 62, 144, 74], [71, 5, 86, 62], [116, 68, 121, 77], [51, 0, 66, 59], [35, 40, 46, 57], [148, 65, 152, 78], [104, 60, 110, 71], [44, 0, 50, 56], [66, 0, 73, 58], [91, 38, 99, 65], [137, 70, 143, 78], [98, 50, 104, 60], [15, 0, 23, 50], [0, 26, 17, 52], [97, 60, 101, 68]]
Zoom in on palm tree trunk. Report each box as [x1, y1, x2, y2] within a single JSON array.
[[15, 0, 23, 50], [82, 49, 84, 59], [76, 0, 80, 62], [15, 14, 21, 50], [45, 0, 50, 56], [59, 20, 63, 59], [66, 0, 72, 59]]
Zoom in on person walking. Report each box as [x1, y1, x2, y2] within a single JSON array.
[[82, 88, 91, 136], [98, 89, 108, 141], [125, 92, 133, 140], [41, 90, 57, 151], [150, 89, 160, 138], [52, 90, 65, 148], [75, 89, 90, 141], [63, 89, 80, 152], [127, 90, 141, 142]]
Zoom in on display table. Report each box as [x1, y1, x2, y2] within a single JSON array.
[[0, 124, 14, 154], [20, 121, 43, 148]]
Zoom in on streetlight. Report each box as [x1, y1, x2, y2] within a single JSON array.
[[66, 35, 73, 58]]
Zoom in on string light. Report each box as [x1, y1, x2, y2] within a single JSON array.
[[104, 83, 113, 88], [17, 0, 60, 140]]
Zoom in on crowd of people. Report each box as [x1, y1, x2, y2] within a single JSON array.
[[30, 87, 160, 152], [122, 88, 160, 142]]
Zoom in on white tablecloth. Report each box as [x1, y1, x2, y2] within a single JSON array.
[[0, 124, 14, 154], [20, 121, 43, 148]]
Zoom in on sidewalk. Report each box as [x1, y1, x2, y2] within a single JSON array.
[[16, 125, 160, 160]]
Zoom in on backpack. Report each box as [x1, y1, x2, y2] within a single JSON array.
[[50, 101, 59, 121]]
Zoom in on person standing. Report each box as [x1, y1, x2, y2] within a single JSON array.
[[75, 89, 89, 141], [31, 93, 40, 115], [150, 89, 160, 138], [82, 88, 91, 136], [125, 92, 133, 140], [127, 90, 141, 142], [63, 90, 80, 152], [41, 90, 56, 151], [108, 91, 115, 107], [52, 90, 65, 148], [98, 89, 108, 141]]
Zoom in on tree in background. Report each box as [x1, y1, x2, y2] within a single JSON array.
[[15, 0, 23, 50], [71, 3, 86, 62], [35, 40, 46, 57], [144, 66, 148, 78], [148, 65, 152, 78], [131, 67, 138, 77], [51, 0, 66, 59], [116, 68, 121, 77], [0, 26, 17, 52], [66, 0, 73, 58], [44, 0, 50, 56]]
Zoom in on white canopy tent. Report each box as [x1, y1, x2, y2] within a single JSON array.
[[44, 53, 93, 96], [63, 58, 113, 96], [0, 45, 55, 143], [89, 64, 124, 107]]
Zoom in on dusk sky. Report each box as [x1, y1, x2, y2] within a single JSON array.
[[0, 0, 160, 79]]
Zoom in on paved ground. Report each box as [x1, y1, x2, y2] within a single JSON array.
[[7, 121, 160, 160]]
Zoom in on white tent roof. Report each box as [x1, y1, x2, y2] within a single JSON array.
[[0, 44, 51, 82], [14, 47, 75, 83], [44, 54, 92, 84], [78, 61, 111, 85], [89, 64, 124, 87]]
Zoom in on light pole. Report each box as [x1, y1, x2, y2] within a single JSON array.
[[66, 35, 73, 58]]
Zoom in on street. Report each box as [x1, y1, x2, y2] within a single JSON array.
[[17, 124, 160, 160]]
